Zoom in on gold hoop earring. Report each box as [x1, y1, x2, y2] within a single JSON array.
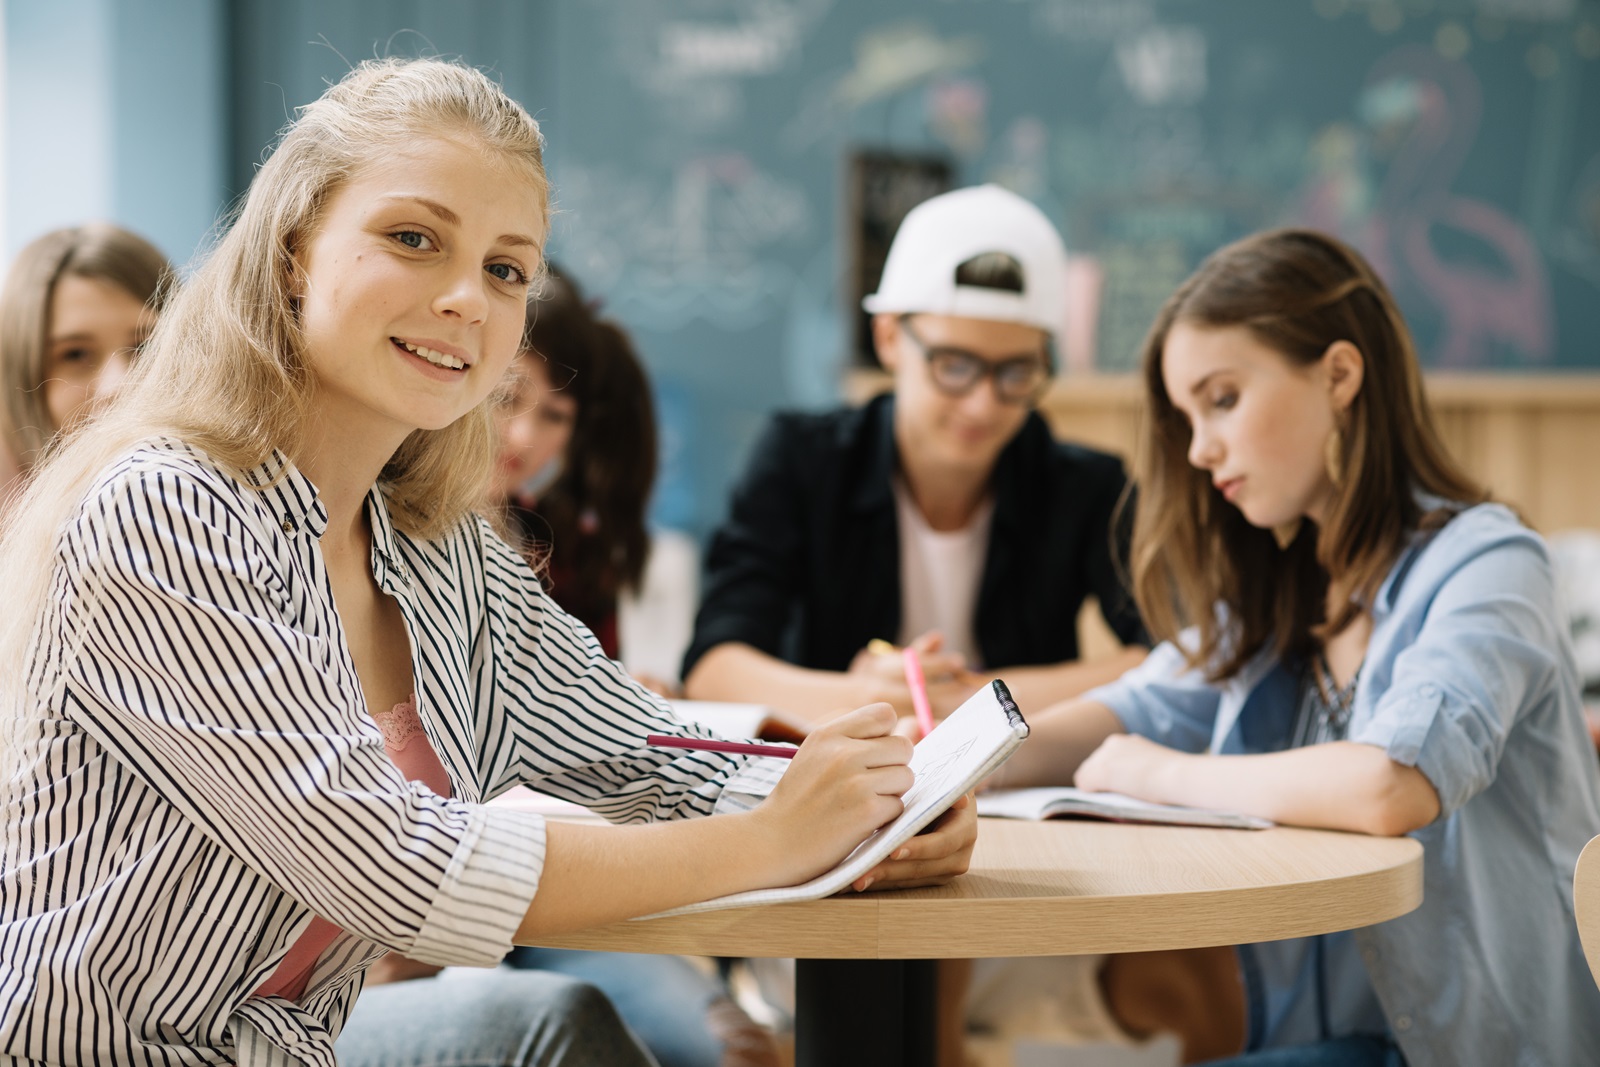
[[1324, 424, 1344, 488], [1273, 518, 1302, 550]]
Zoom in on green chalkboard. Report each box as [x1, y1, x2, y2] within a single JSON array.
[[534, 0, 1600, 374], [230, 0, 1600, 532]]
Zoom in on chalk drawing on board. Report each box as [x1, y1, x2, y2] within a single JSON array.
[[554, 154, 811, 331], [597, 0, 836, 133], [1032, 0, 1156, 43], [985, 116, 1050, 203], [1115, 24, 1208, 107], [784, 22, 983, 149], [1553, 151, 1600, 291], [927, 76, 989, 160], [1357, 46, 1553, 365]]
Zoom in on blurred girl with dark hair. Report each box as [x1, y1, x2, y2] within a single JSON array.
[[1001, 228, 1600, 1066], [492, 264, 656, 665]]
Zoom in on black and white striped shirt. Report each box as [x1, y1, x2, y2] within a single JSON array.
[[0, 438, 780, 1067]]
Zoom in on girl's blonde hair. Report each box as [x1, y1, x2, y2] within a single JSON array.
[[0, 58, 549, 759], [0, 223, 175, 465]]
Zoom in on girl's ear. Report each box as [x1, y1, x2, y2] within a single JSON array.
[[1323, 340, 1364, 414]]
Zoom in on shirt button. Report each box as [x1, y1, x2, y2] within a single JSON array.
[[1361, 946, 1378, 963], [281, 520, 294, 535], [1395, 1014, 1413, 1032]]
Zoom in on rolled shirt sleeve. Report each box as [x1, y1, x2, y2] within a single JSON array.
[[1082, 635, 1223, 754], [1352, 531, 1562, 819]]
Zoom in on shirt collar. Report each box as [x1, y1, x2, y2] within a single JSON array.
[[240, 452, 413, 589], [242, 450, 329, 540], [1371, 490, 1462, 617], [364, 483, 412, 589]]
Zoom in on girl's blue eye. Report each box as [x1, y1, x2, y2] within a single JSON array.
[[487, 262, 528, 285], [394, 231, 431, 250], [1213, 393, 1237, 411]]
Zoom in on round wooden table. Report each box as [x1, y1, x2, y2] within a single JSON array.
[[528, 818, 1424, 1065]]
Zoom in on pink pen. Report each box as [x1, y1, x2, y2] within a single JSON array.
[[646, 734, 799, 759], [902, 647, 936, 739]]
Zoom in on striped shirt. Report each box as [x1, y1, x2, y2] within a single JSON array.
[[0, 438, 782, 1067]]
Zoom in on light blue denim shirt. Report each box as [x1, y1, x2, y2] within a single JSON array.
[[1085, 502, 1600, 1067]]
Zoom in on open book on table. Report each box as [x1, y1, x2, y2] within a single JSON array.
[[642, 680, 1031, 918], [977, 787, 1274, 830]]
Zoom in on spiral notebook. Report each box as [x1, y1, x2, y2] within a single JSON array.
[[642, 680, 1030, 917]]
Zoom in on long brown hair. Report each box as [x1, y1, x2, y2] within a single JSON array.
[[1129, 228, 1484, 680], [0, 224, 174, 466], [517, 266, 656, 607]]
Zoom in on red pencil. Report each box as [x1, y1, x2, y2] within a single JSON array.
[[646, 734, 800, 759], [902, 647, 936, 739]]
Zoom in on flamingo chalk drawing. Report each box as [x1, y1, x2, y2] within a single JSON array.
[[1359, 46, 1553, 367]]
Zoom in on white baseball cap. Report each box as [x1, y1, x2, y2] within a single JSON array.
[[862, 184, 1068, 336]]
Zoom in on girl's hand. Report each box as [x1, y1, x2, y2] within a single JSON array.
[[1074, 733, 1183, 799], [850, 792, 978, 893], [754, 703, 914, 886]]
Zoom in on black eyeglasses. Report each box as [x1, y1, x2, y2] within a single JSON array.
[[898, 317, 1051, 405]]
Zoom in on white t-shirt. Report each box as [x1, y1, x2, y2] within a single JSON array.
[[893, 478, 994, 669]]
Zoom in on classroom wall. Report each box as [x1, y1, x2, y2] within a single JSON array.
[[221, 0, 1600, 539], [7, 0, 1600, 541], [2, 0, 226, 267]]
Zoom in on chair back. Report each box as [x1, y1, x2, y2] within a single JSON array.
[[1575, 834, 1600, 986]]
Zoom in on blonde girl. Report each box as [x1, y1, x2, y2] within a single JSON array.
[[0, 58, 974, 1066]]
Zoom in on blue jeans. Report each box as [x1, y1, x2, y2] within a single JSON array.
[[335, 966, 658, 1067], [506, 948, 725, 1067], [1201, 1036, 1404, 1067]]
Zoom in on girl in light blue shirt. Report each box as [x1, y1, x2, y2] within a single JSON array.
[[1008, 228, 1600, 1066]]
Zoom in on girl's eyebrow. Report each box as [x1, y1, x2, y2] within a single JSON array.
[[47, 332, 95, 346], [1185, 370, 1224, 398], [376, 194, 540, 248]]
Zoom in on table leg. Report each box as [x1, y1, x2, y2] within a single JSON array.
[[794, 958, 937, 1067]]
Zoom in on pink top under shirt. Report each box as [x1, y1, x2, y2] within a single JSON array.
[[252, 696, 452, 1002]]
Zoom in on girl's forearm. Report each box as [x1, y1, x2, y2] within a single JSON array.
[[515, 812, 780, 939], [995, 699, 1124, 789], [1148, 741, 1440, 836]]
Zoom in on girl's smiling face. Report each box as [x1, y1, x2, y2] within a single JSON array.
[[1162, 321, 1361, 529], [291, 136, 545, 454]]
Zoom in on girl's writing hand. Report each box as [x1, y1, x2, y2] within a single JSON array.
[[851, 792, 977, 893], [1074, 733, 1182, 799], [755, 703, 914, 886]]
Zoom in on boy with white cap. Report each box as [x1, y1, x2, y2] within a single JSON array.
[[683, 184, 1146, 722]]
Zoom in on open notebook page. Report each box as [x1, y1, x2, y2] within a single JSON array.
[[641, 680, 1030, 918]]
